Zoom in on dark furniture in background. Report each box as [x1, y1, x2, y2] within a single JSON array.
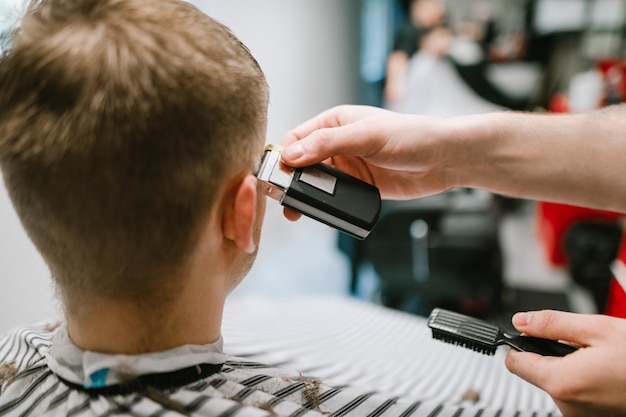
[[341, 189, 504, 317]]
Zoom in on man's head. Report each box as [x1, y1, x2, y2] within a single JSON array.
[[0, 0, 269, 312]]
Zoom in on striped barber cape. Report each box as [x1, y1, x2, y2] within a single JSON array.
[[0, 296, 560, 417]]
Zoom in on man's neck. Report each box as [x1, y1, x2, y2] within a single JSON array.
[[65, 286, 225, 354], [68, 302, 221, 354]]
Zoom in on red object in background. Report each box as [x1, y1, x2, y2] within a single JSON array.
[[548, 93, 569, 113], [538, 201, 626, 317], [537, 202, 623, 266], [596, 58, 626, 103], [605, 239, 626, 318]]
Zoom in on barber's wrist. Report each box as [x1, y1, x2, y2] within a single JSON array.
[[440, 112, 502, 191]]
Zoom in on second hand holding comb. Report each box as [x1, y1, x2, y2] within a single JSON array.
[[427, 308, 578, 357]]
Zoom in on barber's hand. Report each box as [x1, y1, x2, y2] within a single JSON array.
[[505, 310, 626, 417], [279, 105, 453, 219]]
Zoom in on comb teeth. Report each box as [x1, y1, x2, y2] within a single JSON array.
[[430, 329, 497, 356], [427, 308, 501, 356]]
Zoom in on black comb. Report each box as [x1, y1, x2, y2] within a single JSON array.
[[427, 308, 577, 356]]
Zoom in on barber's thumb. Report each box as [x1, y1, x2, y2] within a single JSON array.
[[281, 142, 305, 163], [511, 311, 532, 330], [511, 309, 583, 344], [282, 139, 330, 167], [281, 129, 341, 167], [511, 311, 554, 336]]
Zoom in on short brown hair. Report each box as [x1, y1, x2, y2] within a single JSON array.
[[0, 0, 269, 306]]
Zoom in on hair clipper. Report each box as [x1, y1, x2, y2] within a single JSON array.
[[255, 145, 381, 240]]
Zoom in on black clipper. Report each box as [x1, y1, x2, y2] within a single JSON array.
[[255, 145, 381, 240]]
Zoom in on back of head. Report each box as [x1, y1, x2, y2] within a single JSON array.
[[0, 0, 269, 308]]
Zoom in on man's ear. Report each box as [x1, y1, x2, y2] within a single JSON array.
[[222, 174, 258, 254]]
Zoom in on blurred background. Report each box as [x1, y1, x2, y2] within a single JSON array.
[[0, 0, 625, 331]]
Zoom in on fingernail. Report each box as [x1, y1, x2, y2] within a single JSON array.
[[282, 143, 303, 161], [513, 312, 531, 327]]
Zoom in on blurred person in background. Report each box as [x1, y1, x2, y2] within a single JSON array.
[[384, 0, 451, 106], [384, 0, 503, 116]]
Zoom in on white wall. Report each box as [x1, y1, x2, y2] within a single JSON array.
[[196, 0, 361, 141], [0, 1, 361, 332], [0, 180, 59, 331]]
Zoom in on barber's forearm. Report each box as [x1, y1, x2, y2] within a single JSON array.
[[445, 106, 626, 212]]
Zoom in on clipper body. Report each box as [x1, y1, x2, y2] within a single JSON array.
[[256, 145, 381, 240]]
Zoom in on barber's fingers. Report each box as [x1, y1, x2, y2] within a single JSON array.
[[506, 349, 619, 417], [280, 106, 345, 148], [504, 349, 572, 400], [280, 105, 390, 167], [281, 126, 368, 167], [505, 310, 590, 387], [281, 105, 385, 146], [511, 310, 615, 346], [283, 207, 301, 222]]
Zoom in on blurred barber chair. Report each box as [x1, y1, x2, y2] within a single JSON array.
[[538, 202, 624, 313], [345, 189, 503, 318], [564, 221, 623, 312]]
